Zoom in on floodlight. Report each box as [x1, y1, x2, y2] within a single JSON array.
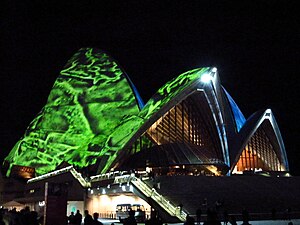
[[201, 73, 213, 83]]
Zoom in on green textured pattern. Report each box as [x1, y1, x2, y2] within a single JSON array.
[[4, 48, 141, 175], [139, 68, 209, 119], [4, 46, 210, 176], [101, 67, 210, 172]]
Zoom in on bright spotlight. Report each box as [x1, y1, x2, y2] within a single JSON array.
[[201, 73, 213, 83]]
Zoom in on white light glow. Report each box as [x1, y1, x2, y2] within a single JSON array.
[[39, 201, 45, 207], [201, 73, 213, 83], [113, 194, 134, 205], [86, 194, 152, 221], [99, 195, 110, 206]]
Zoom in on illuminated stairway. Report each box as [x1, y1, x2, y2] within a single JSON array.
[[130, 176, 187, 222], [91, 171, 187, 221]]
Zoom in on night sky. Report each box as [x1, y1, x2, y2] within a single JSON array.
[[1, 1, 299, 175]]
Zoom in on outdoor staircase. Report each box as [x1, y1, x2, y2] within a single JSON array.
[[113, 173, 187, 222]]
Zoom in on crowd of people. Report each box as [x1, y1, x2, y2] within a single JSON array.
[[1, 206, 295, 225], [0, 207, 41, 225], [68, 210, 103, 225]]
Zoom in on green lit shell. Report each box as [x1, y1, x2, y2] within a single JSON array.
[[5, 48, 141, 175], [4, 47, 210, 176]]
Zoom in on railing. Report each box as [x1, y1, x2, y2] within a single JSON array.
[[90, 171, 130, 182], [90, 171, 187, 221], [114, 174, 133, 184], [130, 176, 187, 222], [105, 173, 187, 221], [70, 167, 90, 187], [98, 211, 117, 219], [27, 166, 91, 187]]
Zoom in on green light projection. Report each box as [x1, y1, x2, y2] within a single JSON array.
[[101, 67, 210, 172], [4, 48, 141, 176], [4, 47, 210, 176], [139, 68, 210, 119]]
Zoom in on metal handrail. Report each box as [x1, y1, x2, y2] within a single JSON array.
[[90, 171, 187, 221], [131, 176, 187, 221]]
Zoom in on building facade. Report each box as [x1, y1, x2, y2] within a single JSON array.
[[3, 48, 289, 178]]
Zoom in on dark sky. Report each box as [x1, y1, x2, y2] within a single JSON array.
[[1, 1, 299, 174]]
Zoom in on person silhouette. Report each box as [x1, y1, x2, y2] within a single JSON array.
[[92, 212, 103, 225], [74, 210, 82, 225], [84, 210, 93, 225], [68, 212, 75, 224], [123, 209, 137, 225]]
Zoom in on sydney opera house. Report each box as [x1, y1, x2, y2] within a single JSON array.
[[1, 48, 297, 222]]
